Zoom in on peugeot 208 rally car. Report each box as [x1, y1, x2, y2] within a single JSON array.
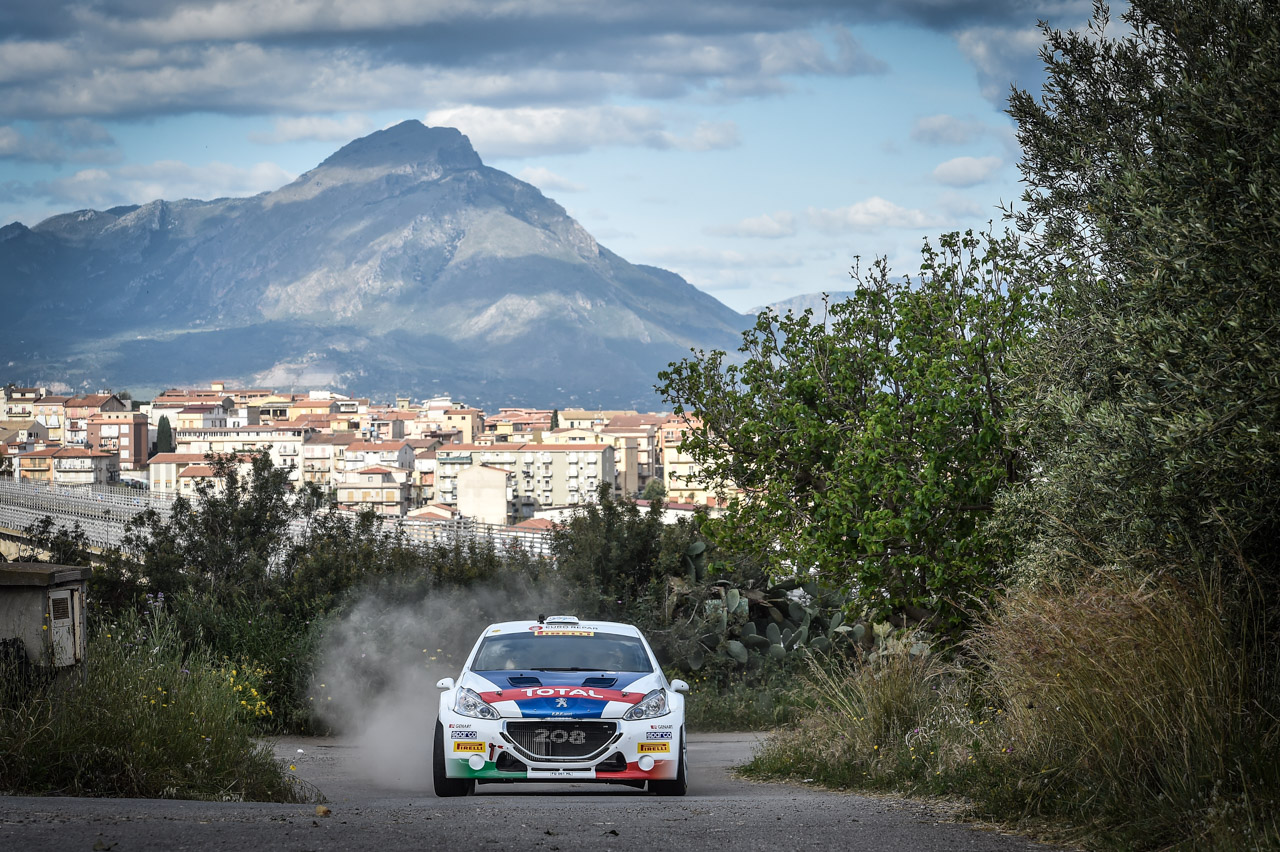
[[433, 615, 689, 797]]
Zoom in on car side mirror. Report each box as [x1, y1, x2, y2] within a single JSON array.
[[436, 677, 455, 689], [670, 679, 689, 693]]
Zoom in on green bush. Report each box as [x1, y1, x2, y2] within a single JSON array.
[[0, 605, 317, 802]]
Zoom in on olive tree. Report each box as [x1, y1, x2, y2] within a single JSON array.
[[999, 0, 1280, 599]]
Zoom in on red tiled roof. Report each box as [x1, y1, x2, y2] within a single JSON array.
[[19, 446, 112, 459], [348, 441, 409, 452], [146, 453, 208, 464]]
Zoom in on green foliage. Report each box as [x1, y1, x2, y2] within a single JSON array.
[[550, 482, 698, 618], [0, 605, 315, 802], [659, 230, 1040, 631], [641, 477, 667, 502], [18, 516, 92, 565], [155, 415, 174, 454], [1001, 0, 1280, 604]]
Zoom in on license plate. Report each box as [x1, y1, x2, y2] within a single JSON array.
[[526, 768, 596, 779]]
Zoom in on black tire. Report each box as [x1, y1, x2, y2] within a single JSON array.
[[433, 720, 475, 798], [648, 729, 687, 796]]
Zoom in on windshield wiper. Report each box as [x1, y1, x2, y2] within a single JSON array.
[[529, 667, 600, 672]]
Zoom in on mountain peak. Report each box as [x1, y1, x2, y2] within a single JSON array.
[[318, 121, 482, 172]]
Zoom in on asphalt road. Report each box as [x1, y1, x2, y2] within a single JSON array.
[[0, 733, 1065, 851]]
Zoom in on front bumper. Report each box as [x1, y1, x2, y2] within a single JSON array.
[[440, 716, 681, 782]]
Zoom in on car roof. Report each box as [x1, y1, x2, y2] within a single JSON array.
[[479, 619, 645, 638]]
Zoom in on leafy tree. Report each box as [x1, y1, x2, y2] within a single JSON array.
[[999, 0, 1280, 601], [552, 482, 700, 618], [155, 416, 174, 454], [18, 517, 92, 565], [550, 409, 559, 429], [110, 451, 298, 602], [659, 231, 1040, 630], [642, 477, 667, 502]]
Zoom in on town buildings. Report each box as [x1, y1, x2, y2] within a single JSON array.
[[2, 381, 726, 525]]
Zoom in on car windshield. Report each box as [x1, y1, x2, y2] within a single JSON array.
[[473, 631, 653, 673]]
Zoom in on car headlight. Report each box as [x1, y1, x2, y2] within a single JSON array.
[[622, 689, 670, 720], [454, 687, 500, 720]]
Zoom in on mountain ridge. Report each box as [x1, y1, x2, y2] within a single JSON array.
[[0, 121, 748, 409]]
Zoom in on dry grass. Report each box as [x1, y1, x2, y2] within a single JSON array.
[[744, 573, 1280, 850]]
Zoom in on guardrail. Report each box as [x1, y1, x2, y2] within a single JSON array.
[[0, 478, 554, 558]]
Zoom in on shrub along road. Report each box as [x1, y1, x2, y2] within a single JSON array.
[[0, 733, 1066, 851]]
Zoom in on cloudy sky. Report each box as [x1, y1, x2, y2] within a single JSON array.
[[0, 0, 1092, 312]]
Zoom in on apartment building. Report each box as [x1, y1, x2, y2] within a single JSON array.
[[660, 415, 724, 508], [559, 409, 637, 430], [175, 404, 228, 431], [18, 446, 119, 485], [299, 432, 356, 489], [149, 452, 255, 495], [542, 427, 639, 496], [605, 414, 666, 491], [0, 420, 50, 446], [484, 408, 553, 443], [343, 440, 414, 471], [173, 423, 312, 479], [435, 442, 616, 523], [33, 395, 69, 443], [148, 452, 209, 493], [335, 466, 412, 516], [64, 393, 126, 447], [1, 386, 42, 419], [87, 410, 149, 470], [441, 407, 483, 444]]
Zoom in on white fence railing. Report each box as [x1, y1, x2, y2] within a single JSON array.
[[0, 478, 554, 558]]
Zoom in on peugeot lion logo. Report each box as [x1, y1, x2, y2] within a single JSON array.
[[555, 697, 568, 708]]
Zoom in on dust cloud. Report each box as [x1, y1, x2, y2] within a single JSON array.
[[309, 580, 570, 790]]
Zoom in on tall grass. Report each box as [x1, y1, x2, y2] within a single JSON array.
[[744, 643, 979, 790], [744, 573, 1280, 850], [0, 604, 318, 802], [969, 573, 1280, 850]]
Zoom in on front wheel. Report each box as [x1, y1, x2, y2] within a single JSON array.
[[432, 720, 474, 798], [649, 730, 687, 796]]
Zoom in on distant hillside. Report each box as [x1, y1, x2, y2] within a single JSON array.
[[0, 121, 749, 410], [751, 291, 860, 318]]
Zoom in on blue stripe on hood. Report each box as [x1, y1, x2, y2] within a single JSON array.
[[473, 671, 648, 690], [473, 671, 649, 719]]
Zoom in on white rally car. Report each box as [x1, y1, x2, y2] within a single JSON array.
[[433, 615, 689, 797]]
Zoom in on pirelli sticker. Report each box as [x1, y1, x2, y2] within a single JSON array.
[[454, 741, 485, 753], [533, 630, 595, 637], [637, 742, 670, 754]]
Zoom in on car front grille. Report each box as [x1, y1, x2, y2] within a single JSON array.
[[504, 721, 617, 759]]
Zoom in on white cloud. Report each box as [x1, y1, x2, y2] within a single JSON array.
[[932, 155, 1003, 187], [423, 105, 738, 157], [911, 114, 988, 146], [37, 159, 294, 209], [516, 166, 586, 193], [807, 197, 941, 233], [250, 115, 373, 144], [954, 25, 1047, 103], [704, 211, 796, 239]]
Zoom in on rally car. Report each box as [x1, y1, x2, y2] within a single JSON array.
[[433, 615, 689, 797]]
